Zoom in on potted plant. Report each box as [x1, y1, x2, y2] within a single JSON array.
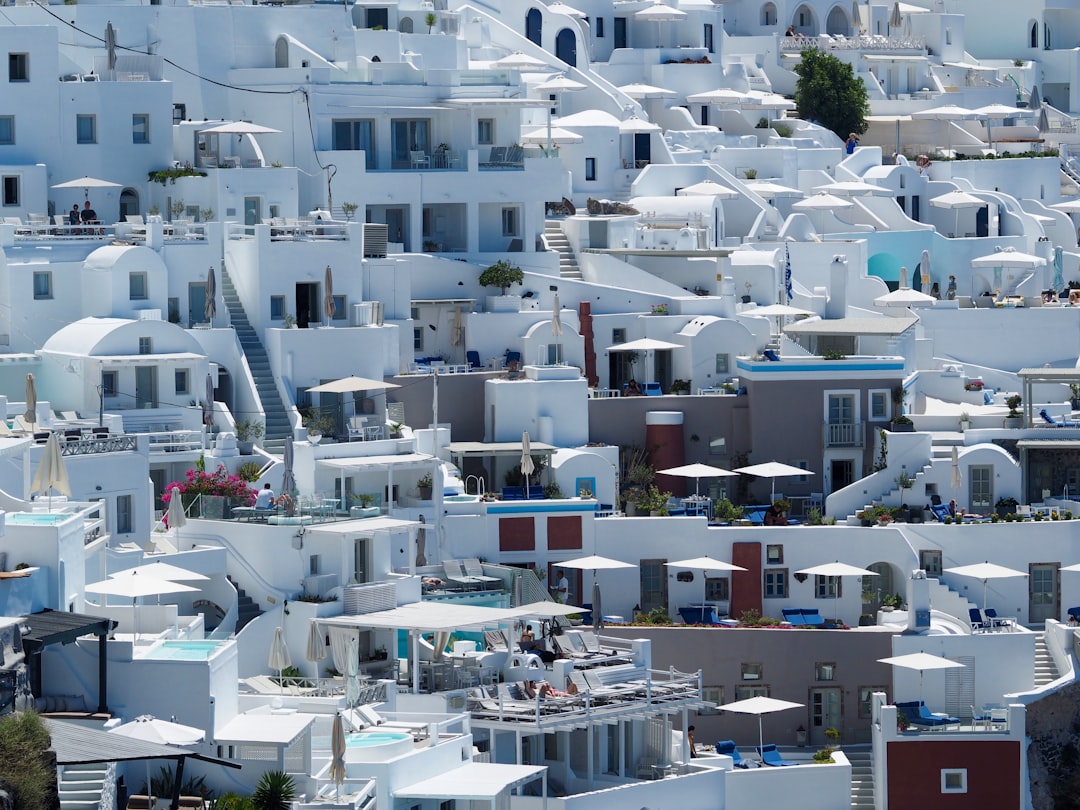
[[389, 422, 404, 439], [303, 409, 334, 443], [995, 496, 1019, 518], [894, 470, 915, 503], [1005, 395, 1023, 427], [959, 411, 970, 432], [742, 281, 753, 304], [671, 379, 691, 395], [635, 484, 672, 516], [651, 303, 669, 315], [350, 493, 380, 518], [234, 418, 264, 454], [282, 313, 297, 329], [341, 202, 359, 222], [479, 259, 524, 311], [890, 414, 915, 432], [417, 472, 433, 500]]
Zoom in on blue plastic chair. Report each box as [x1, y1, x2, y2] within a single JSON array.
[[466, 350, 482, 370], [716, 740, 758, 768], [643, 382, 663, 396], [757, 744, 797, 766], [763, 349, 781, 362]]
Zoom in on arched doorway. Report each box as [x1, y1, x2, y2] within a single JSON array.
[[556, 28, 577, 67], [400, 16, 414, 33], [526, 8, 542, 46], [119, 188, 140, 219], [791, 3, 819, 36], [865, 562, 896, 611], [825, 6, 848, 35]]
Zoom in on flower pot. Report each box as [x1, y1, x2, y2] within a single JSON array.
[[238, 440, 254, 455], [959, 420, 970, 433], [419, 486, 432, 500], [890, 420, 915, 432], [1004, 415, 1023, 429], [308, 432, 322, 445]]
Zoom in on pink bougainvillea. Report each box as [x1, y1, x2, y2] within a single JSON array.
[[162, 465, 255, 506]]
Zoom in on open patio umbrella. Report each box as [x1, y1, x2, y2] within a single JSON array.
[[31, 432, 71, 510], [677, 179, 739, 198], [110, 715, 205, 797], [667, 556, 747, 609], [491, 51, 550, 70], [85, 575, 197, 640], [521, 126, 584, 145], [720, 695, 803, 754], [24, 372, 36, 429], [929, 190, 984, 238], [198, 121, 281, 167], [204, 266, 217, 326], [745, 180, 804, 200], [975, 104, 1029, 152], [878, 652, 964, 703], [619, 82, 678, 100], [792, 192, 853, 233], [536, 74, 587, 94], [110, 561, 208, 582], [635, 1, 686, 47], [910, 105, 977, 155], [306, 376, 400, 394], [1050, 199, 1080, 214], [329, 712, 347, 798], [166, 486, 186, 542], [734, 461, 813, 502], [686, 88, 750, 105], [971, 247, 1047, 269], [874, 287, 937, 308], [740, 91, 797, 111], [618, 115, 661, 134], [605, 338, 682, 385], [306, 618, 327, 679], [323, 266, 335, 326], [521, 431, 535, 498], [51, 175, 122, 200], [557, 555, 636, 632], [269, 626, 292, 694], [657, 462, 739, 496], [944, 561, 1027, 611], [516, 601, 586, 618], [795, 561, 878, 620], [747, 304, 814, 338]]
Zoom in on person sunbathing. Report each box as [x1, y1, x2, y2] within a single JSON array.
[[524, 680, 574, 699]]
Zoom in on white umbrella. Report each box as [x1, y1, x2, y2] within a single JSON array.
[[329, 712, 347, 797], [521, 126, 584, 144], [198, 121, 281, 167], [1061, 563, 1080, 573], [1050, 200, 1080, 214], [491, 51, 550, 70], [970, 247, 1047, 269], [324, 265, 336, 326], [944, 561, 1027, 610], [657, 462, 739, 496], [976, 104, 1027, 152], [86, 576, 198, 641], [50, 175, 122, 200], [795, 561, 878, 621], [269, 626, 292, 694], [747, 304, 814, 337], [720, 695, 804, 753], [557, 555, 635, 631], [619, 82, 677, 99], [281, 435, 296, 496], [306, 619, 327, 680], [203, 372, 215, 428], [618, 116, 661, 134], [307, 376, 400, 394], [677, 179, 739, 198], [686, 88, 750, 105], [109, 715, 204, 746], [951, 446, 962, 491], [635, 1, 687, 47], [793, 192, 853, 231], [166, 486, 187, 541], [734, 461, 814, 502], [110, 561, 207, 582], [606, 338, 681, 385], [910, 105, 977, 154], [521, 431, 535, 498], [533, 75, 586, 155], [874, 288, 937, 308], [516, 601, 586, 618], [746, 180, 804, 199], [667, 556, 747, 610], [878, 652, 964, 703], [812, 181, 891, 197], [930, 190, 985, 238], [535, 75, 587, 93], [740, 91, 796, 111], [31, 433, 71, 510]]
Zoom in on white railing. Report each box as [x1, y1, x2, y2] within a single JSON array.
[[780, 34, 925, 51], [823, 421, 865, 447]]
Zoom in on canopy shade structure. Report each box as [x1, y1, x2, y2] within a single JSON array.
[[944, 561, 1027, 609], [516, 601, 586, 618], [618, 116, 662, 133], [795, 562, 879, 578], [878, 651, 964, 702], [605, 337, 682, 352], [619, 82, 678, 99], [792, 192, 854, 210], [51, 176, 122, 199], [745, 180, 804, 199], [198, 121, 281, 167], [910, 104, 977, 153], [85, 576, 198, 601], [546, 1, 586, 18], [555, 555, 636, 571], [734, 461, 814, 501], [677, 179, 739, 198], [930, 190, 984, 209], [109, 716, 205, 747], [307, 376, 400, 393], [874, 288, 937, 308], [719, 696, 803, 753], [1050, 200, 1080, 214], [535, 75, 587, 93], [635, 1, 687, 48], [490, 52, 550, 70], [970, 247, 1047, 269], [741, 91, 797, 111], [320, 602, 528, 633], [521, 126, 584, 144], [686, 88, 750, 105], [812, 181, 892, 197], [109, 562, 208, 581], [395, 763, 547, 801]]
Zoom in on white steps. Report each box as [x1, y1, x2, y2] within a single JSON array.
[[846, 747, 875, 809], [59, 762, 108, 810], [1034, 632, 1059, 687], [543, 219, 582, 280]]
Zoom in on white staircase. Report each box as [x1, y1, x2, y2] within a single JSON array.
[[926, 576, 979, 625], [58, 762, 108, 810], [543, 220, 582, 280], [1034, 632, 1060, 687], [846, 746, 875, 809]]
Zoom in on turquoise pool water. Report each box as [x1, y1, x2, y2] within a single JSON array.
[[8, 512, 71, 525], [345, 731, 412, 748], [445, 494, 481, 502], [146, 640, 228, 660]]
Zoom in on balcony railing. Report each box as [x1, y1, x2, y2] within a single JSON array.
[[824, 421, 865, 447], [60, 435, 138, 456]]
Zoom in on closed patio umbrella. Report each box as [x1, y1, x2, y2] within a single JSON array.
[[203, 373, 214, 427], [306, 618, 327, 680], [345, 635, 360, 708], [269, 626, 292, 694], [31, 432, 71, 510], [324, 266, 336, 326], [166, 486, 186, 542], [329, 713, 347, 797], [281, 436, 296, 496], [920, 249, 932, 292], [520, 431, 535, 498], [951, 446, 962, 491], [24, 372, 36, 428], [204, 266, 217, 326]]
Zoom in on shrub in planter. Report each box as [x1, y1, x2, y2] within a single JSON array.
[[995, 496, 1018, 518]]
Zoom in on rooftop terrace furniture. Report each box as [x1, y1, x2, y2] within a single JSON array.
[[929, 503, 952, 522], [758, 744, 797, 766], [984, 608, 1012, 630], [896, 700, 960, 728], [763, 349, 781, 362], [463, 557, 501, 588], [643, 381, 663, 396], [467, 350, 482, 370], [715, 739, 758, 768], [442, 560, 478, 590], [969, 608, 989, 633], [679, 605, 720, 625], [1039, 408, 1080, 427]]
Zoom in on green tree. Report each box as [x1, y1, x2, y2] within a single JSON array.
[[792, 47, 870, 141], [0, 711, 54, 810], [425, 12, 437, 33], [478, 259, 525, 295]]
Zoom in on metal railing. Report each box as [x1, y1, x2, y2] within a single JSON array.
[[780, 34, 925, 51], [60, 435, 138, 456]]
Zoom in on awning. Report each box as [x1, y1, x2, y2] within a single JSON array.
[[783, 316, 917, 336], [21, 609, 114, 652], [1018, 368, 1080, 383], [215, 712, 314, 745], [317, 453, 434, 472], [446, 441, 556, 458], [309, 517, 419, 536], [46, 719, 239, 769], [320, 602, 527, 633], [394, 763, 546, 800]]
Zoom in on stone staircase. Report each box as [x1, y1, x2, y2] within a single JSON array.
[[1034, 632, 1060, 687], [58, 762, 108, 810], [220, 265, 293, 454], [544, 220, 582, 280], [846, 746, 875, 809], [229, 575, 263, 632]]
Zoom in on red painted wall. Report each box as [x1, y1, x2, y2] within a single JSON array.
[[887, 739, 1021, 808], [646, 421, 686, 497], [499, 517, 535, 551], [579, 301, 597, 386], [730, 542, 762, 618]]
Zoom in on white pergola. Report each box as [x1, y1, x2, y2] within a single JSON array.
[[394, 762, 548, 808]]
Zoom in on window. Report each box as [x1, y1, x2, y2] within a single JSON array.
[[0, 116, 13, 145], [501, 207, 519, 237], [332, 294, 347, 320], [132, 113, 150, 144], [920, 549, 942, 578], [698, 685, 723, 714], [76, 114, 97, 144], [941, 769, 967, 794], [102, 371, 118, 396], [585, 157, 596, 181], [175, 369, 189, 395], [740, 662, 762, 680], [815, 662, 836, 681], [129, 272, 148, 300], [332, 119, 376, 169], [766, 544, 783, 564], [735, 685, 768, 700], [413, 326, 424, 351], [439, 801, 454, 810], [173, 103, 187, 124], [612, 328, 626, 344], [138, 337, 152, 355], [596, 16, 604, 37], [794, 459, 809, 482], [764, 568, 787, 598], [715, 353, 729, 374], [858, 687, 886, 719], [309, 554, 320, 576], [2, 176, 17, 206], [709, 436, 727, 456], [116, 494, 133, 534], [477, 118, 494, 145], [828, 392, 856, 424], [32, 271, 51, 300], [8, 53, 27, 82], [704, 577, 729, 601], [815, 575, 841, 599], [869, 389, 889, 420], [970, 465, 993, 511], [270, 295, 286, 319]]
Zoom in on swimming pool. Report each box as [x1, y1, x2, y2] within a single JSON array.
[[144, 640, 229, 661], [8, 512, 72, 525], [344, 731, 413, 762], [444, 494, 481, 502]]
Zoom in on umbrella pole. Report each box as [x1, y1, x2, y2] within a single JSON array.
[[758, 715, 764, 756]]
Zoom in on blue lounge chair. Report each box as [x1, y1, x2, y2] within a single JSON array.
[[984, 608, 1011, 630], [799, 608, 825, 628], [757, 744, 797, 766], [896, 701, 960, 728], [782, 608, 805, 625], [763, 349, 781, 362], [1039, 408, 1079, 427], [969, 608, 989, 632], [679, 606, 719, 625], [466, 350, 482, 370], [505, 350, 521, 368], [715, 740, 758, 768], [930, 503, 952, 522], [643, 382, 663, 396], [501, 486, 524, 500]]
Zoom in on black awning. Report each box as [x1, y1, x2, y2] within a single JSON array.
[[20, 609, 114, 652]]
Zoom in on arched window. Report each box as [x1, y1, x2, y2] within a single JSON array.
[[1029, 21, 1038, 48], [526, 8, 542, 46], [400, 16, 414, 33], [1044, 23, 1051, 50], [761, 3, 777, 27], [556, 28, 577, 67], [119, 188, 139, 218]]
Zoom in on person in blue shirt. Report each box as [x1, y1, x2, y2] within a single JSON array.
[[846, 133, 858, 154]]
